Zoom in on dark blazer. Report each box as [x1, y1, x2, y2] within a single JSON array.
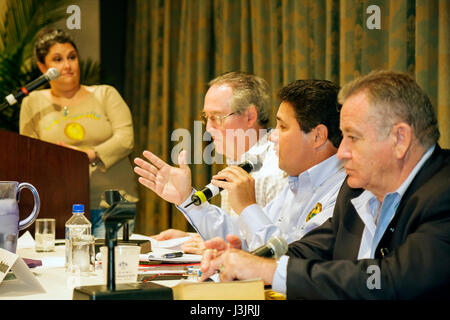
[[286, 145, 450, 299]]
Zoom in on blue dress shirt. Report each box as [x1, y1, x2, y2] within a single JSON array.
[[177, 154, 346, 251]]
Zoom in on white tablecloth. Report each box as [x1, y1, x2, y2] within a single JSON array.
[[0, 245, 107, 300]]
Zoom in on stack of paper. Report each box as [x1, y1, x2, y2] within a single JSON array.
[[141, 250, 202, 264]]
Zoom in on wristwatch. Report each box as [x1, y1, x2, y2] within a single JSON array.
[[90, 150, 100, 167]]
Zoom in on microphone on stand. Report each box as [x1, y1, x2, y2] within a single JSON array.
[[251, 236, 288, 259], [184, 155, 262, 208], [0, 68, 60, 111]]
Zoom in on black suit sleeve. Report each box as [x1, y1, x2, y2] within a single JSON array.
[[287, 217, 336, 261], [285, 185, 450, 299]]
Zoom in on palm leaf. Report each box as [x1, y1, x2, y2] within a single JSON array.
[[0, 0, 70, 55], [0, 0, 101, 132]]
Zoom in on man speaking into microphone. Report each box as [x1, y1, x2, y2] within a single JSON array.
[[134, 72, 287, 248], [134, 79, 346, 251]]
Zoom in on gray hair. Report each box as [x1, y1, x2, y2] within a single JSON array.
[[338, 70, 440, 148], [208, 71, 271, 127]]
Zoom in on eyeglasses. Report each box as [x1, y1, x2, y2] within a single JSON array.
[[201, 112, 235, 127]]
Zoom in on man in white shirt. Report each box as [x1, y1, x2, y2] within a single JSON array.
[[199, 70, 450, 299], [134, 71, 287, 248], [135, 79, 346, 251]]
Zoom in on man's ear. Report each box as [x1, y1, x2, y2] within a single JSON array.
[[312, 124, 329, 149], [246, 105, 258, 128], [392, 122, 413, 159]]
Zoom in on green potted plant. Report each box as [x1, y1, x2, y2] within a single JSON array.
[[0, 0, 100, 132]]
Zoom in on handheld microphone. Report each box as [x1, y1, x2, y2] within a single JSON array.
[[0, 68, 60, 111], [251, 236, 288, 259], [184, 156, 262, 208]]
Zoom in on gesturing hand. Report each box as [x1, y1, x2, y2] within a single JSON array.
[[134, 149, 192, 205]]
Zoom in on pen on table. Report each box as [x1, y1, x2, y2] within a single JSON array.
[[162, 251, 184, 259]]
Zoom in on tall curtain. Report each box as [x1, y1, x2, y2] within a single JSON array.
[[124, 0, 450, 235]]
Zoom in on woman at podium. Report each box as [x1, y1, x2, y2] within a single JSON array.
[[19, 28, 138, 238]]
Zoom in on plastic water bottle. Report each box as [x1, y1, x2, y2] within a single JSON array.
[[65, 204, 92, 272]]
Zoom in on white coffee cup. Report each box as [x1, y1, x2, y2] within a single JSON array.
[[100, 245, 140, 284]]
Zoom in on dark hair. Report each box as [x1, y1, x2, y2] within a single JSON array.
[[34, 28, 78, 63], [338, 70, 440, 148], [209, 71, 271, 127], [278, 79, 342, 148]]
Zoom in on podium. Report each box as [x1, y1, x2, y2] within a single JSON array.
[[0, 129, 90, 239]]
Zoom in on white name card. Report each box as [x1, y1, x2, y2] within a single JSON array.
[[0, 248, 45, 293]]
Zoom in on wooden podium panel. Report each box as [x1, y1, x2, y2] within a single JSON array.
[[0, 129, 90, 239]]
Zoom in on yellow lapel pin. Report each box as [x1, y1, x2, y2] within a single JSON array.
[[306, 202, 322, 222]]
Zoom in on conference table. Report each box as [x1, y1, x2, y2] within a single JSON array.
[[0, 233, 198, 300], [0, 234, 269, 300], [0, 245, 104, 300]]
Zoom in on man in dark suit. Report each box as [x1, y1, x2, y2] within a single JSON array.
[[199, 70, 450, 299]]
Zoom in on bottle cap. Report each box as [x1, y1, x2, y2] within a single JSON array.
[[72, 204, 84, 213]]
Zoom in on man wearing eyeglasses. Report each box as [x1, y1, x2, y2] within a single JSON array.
[[134, 72, 287, 249], [199, 71, 288, 218], [134, 77, 347, 252]]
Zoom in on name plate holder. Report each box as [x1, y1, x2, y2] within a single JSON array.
[[0, 248, 46, 294]]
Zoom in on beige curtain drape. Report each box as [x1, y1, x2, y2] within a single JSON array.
[[124, 0, 449, 235]]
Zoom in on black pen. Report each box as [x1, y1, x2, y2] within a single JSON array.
[[162, 251, 184, 259]]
